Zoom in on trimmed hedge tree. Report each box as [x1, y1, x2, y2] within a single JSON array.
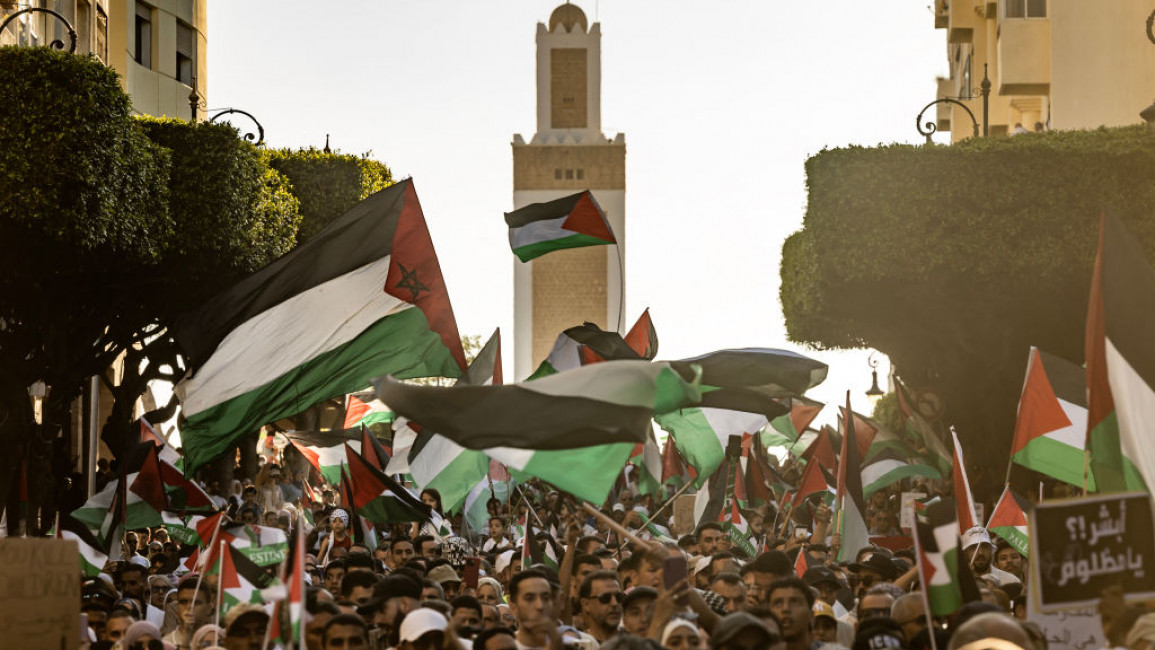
[[780, 125, 1155, 494]]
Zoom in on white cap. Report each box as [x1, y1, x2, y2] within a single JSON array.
[[495, 550, 515, 574], [692, 556, 712, 576], [399, 608, 448, 643], [961, 526, 992, 549]]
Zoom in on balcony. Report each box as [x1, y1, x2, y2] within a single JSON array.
[[948, 0, 976, 43], [997, 18, 1051, 95]]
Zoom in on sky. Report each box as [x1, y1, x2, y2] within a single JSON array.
[[206, 1, 950, 426]]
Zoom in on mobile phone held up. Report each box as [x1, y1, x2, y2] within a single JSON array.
[[663, 554, 688, 590]]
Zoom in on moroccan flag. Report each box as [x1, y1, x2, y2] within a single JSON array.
[[527, 321, 641, 379], [287, 434, 361, 486], [656, 408, 768, 488], [53, 514, 109, 578], [987, 486, 1030, 558], [344, 391, 394, 430], [505, 190, 616, 262], [624, 309, 659, 360], [376, 359, 701, 451], [1085, 213, 1152, 493], [173, 180, 468, 471], [668, 349, 827, 419], [1010, 347, 1095, 489], [914, 501, 964, 617], [764, 396, 824, 448], [951, 429, 977, 531], [212, 542, 279, 620], [835, 391, 869, 562], [345, 443, 432, 526]]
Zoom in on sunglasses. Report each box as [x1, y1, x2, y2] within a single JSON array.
[[591, 591, 623, 604], [130, 641, 164, 650], [862, 607, 892, 619]]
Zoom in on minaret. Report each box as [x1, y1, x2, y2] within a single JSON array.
[[511, 2, 626, 379]]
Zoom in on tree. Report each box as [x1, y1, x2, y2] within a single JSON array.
[[779, 125, 1155, 497]]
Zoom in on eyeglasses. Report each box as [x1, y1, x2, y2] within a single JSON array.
[[858, 576, 877, 588], [592, 591, 623, 604], [861, 607, 892, 619], [130, 641, 164, 650]]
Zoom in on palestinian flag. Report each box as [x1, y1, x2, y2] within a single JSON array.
[[486, 445, 632, 505], [859, 428, 940, 499], [739, 433, 774, 507], [376, 359, 701, 451], [345, 443, 432, 526], [835, 392, 869, 562], [173, 180, 467, 471], [660, 434, 693, 486], [270, 514, 307, 646], [894, 379, 952, 475], [140, 418, 183, 471], [53, 515, 109, 578], [73, 443, 167, 541], [139, 420, 214, 512], [987, 486, 1030, 558], [287, 434, 361, 486], [791, 455, 832, 507], [720, 499, 757, 558], [693, 456, 732, 527], [913, 501, 964, 617], [344, 391, 395, 430], [793, 546, 810, 577], [185, 518, 289, 569], [764, 396, 824, 448], [629, 426, 664, 497], [800, 426, 838, 470], [361, 427, 392, 472], [951, 428, 977, 531], [527, 321, 641, 380], [388, 329, 503, 511], [655, 408, 768, 487], [522, 514, 559, 570], [162, 511, 202, 547], [211, 542, 279, 620], [1086, 213, 1153, 493], [624, 309, 659, 360], [668, 349, 827, 419], [505, 190, 616, 262], [1010, 347, 1095, 489]]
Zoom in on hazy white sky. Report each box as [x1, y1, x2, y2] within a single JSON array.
[[207, 1, 949, 425]]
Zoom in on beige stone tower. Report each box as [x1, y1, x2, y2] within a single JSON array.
[[512, 2, 626, 379]]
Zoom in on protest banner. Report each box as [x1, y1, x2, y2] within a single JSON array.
[[0, 537, 80, 650], [1029, 491, 1155, 611]]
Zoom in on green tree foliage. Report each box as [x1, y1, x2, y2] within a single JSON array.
[[263, 147, 393, 244], [780, 125, 1155, 490]]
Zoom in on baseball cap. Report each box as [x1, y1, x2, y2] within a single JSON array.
[[803, 566, 843, 588], [812, 600, 836, 621], [224, 603, 269, 632], [853, 616, 904, 650], [428, 565, 461, 585], [710, 612, 777, 646], [849, 554, 898, 581], [961, 526, 992, 550], [623, 586, 658, 610], [399, 608, 449, 643]]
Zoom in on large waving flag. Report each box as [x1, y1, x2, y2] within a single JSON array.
[[987, 486, 1030, 558], [388, 329, 502, 512], [859, 426, 941, 498], [1010, 347, 1094, 489], [173, 180, 467, 471], [505, 190, 616, 262], [140, 419, 214, 512], [73, 443, 168, 543], [528, 321, 641, 380], [667, 349, 828, 419], [835, 391, 869, 562], [656, 408, 768, 487], [345, 443, 432, 526], [624, 309, 659, 360], [1085, 213, 1152, 493], [53, 515, 109, 578], [894, 379, 952, 476], [951, 429, 977, 531], [763, 396, 824, 448], [377, 360, 701, 451]]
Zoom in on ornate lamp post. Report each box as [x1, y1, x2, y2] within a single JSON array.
[[866, 352, 885, 403], [210, 108, 265, 146], [0, 7, 76, 53], [916, 63, 991, 144]]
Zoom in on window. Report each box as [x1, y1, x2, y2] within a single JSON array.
[[1005, 0, 1045, 18], [95, 5, 108, 62], [555, 169, 563, 180], [176, 22, 195, 85], [134, 3, 152, 68], [576, 169, 584, 180], [76, 1, 90, 56], [565, 169, 574, 180]]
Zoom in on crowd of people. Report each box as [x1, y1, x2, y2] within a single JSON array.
[[70, 450, 1151, 650]]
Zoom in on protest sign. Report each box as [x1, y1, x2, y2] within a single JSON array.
[[900, 491, 926, 530], [1027, 606, 1105, 650], [672, 495, 696, 536], [1030, 491, 1155, 611], [0, 537, 80, 650]]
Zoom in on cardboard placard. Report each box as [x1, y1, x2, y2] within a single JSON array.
[[1027, 605, 1105, 650], [0, 537, 81, 650], [1029, 492, 1155, 611], [672, 495, 696, 536], [900, 492, 926, 530]]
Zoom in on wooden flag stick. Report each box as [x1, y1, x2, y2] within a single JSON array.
[[581, 502, 648, 549]]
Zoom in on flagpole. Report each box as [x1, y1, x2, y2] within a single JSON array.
[[215, 540, 226, 630], [635, 480, 695, 534], [190, 513, 224, 619], [910, 520, 939, 650], [613, 242, 625, 334]]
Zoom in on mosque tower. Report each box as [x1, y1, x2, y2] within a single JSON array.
[[511, 2, 626, 379]]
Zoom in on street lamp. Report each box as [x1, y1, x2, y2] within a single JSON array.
[[0, 7, 76, 53], [866, 352, 885, 401], [916, 63, 991, 144], [210, 108, 265, 146]]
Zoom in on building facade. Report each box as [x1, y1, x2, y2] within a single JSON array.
[[1, 0, 207, 119], [931, 0, 1155, 140], [512, 2, 627, 379]]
